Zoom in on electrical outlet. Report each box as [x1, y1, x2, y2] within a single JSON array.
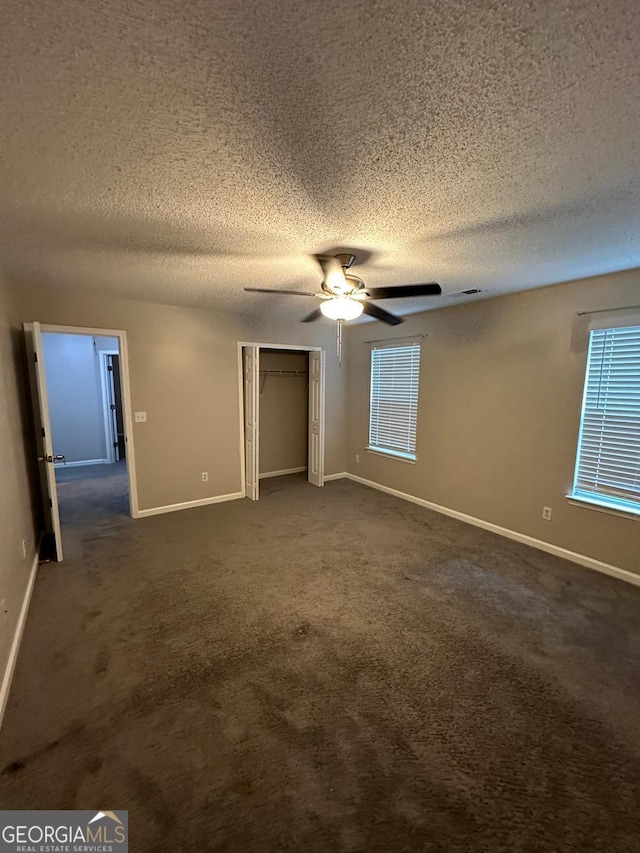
[[355, 454, 360, 464], [542, 506, 552, 521], [22, 539, 27, 559], [202, 472, 208, 482], [135, 411, 147, 422]]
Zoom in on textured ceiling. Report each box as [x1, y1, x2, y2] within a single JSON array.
[[1, 0, 639, 321]]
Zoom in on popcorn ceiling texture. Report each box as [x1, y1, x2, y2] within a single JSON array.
[[0, 0, 639, 318]]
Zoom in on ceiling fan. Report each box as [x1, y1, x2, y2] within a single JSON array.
[[245, 253, 442, 363], [244, 253, 442, 326]]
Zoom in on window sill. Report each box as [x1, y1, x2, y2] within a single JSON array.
[[366, 447, 416, 464], [566, 494, 640, 521]]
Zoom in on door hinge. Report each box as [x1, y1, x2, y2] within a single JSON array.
[[34, 352, 38, 363], [49, 498, 53, 508], [110, 403, 116, 410], [107, 365, 113, 372], [41, 427, 45, 437], [113, 441, 118, 448]]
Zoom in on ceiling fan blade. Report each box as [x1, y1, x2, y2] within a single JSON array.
[[301, 308, 323, 323], [362, 302, 404, 326], [244, 287, 316, 297], [365, 283, 442, 299]]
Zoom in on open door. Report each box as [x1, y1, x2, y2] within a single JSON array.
[[105, 353, 126, 461], [308, 350, 325, 487], [23, 322, 64, 561], [243, 345, 259, 500]]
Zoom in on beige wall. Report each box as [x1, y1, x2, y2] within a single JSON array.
[[0, 279, 40, 696], [8, 264, 633, 588], [346, 268, 640, 575], [259, 350, 309, 475], [7, 282, 347, 513]]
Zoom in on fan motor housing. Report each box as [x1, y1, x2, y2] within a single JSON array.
[[334, 253, 356, 270]]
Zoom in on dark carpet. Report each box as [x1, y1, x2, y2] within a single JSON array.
[[1, 470, 639, 852]]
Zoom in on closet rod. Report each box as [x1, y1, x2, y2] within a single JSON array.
[[259, 369, 308, 376]]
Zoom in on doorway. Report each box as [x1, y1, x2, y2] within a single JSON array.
[[239, 343, 325, 500], [23, 323, 138, 561], [259, 349, 309, 480]]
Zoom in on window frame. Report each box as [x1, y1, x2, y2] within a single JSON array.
[[568, 324, 640, 520], [367, 343, 421, 463]]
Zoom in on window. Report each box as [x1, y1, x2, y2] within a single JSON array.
[[368, 344, 421, 461], [571, 325, 640, 515]]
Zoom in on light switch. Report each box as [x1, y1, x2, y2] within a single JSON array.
[[135, 411, 147, 422]]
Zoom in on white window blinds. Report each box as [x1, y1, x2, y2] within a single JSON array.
[[572, 325, 640, 512], [368, 344, 421, 460]]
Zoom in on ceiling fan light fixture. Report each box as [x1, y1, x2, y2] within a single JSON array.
[[320, 296, 364, 321]]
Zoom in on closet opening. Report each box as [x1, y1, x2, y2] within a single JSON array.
[[259, 349, 309, 483], [239, 343, 325, 500]]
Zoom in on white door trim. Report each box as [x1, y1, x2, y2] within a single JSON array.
[[242, 345, 260, 500], [308, 349, 325, 487], [40, 324, 140, 519], [236, 344, 246, 496], [236, 341, 325, 498], [238, 341, 322, 352]]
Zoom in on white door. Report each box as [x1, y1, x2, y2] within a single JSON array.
[[105, 353, 120, 462], [23, 322, 64, 561], [243, 345, 259, 500], [308, 350, 325, 487]]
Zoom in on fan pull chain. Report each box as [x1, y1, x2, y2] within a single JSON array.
[[336, 319, 344, 365]]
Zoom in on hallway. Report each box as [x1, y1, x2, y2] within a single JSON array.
[[56, 461, 128, 518], [54, 461, 130, 559]]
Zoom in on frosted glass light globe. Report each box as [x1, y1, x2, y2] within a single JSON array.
[[320, 297, 364, 321]]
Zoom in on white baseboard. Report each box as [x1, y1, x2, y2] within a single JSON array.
[[323, 472, 348, 481], [137, 491, 245, 518], [54, 458, 109, 468], [342, 473, 640, 587], [259, 467, 307, 479], [0, 537, 41, 732]]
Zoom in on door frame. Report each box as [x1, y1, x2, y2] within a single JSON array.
[[99, 349, 120, 464], [237, 341, 325, 499], [242, 345, 260, 501], [40, 324, 140, 518]]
